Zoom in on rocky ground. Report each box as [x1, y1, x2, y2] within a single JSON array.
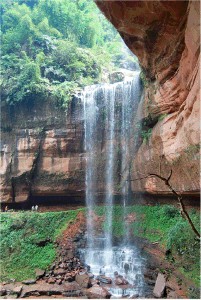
[[0, 212, 198, 299]]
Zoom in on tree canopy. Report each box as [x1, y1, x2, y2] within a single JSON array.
[[0, 0, 136, 107]]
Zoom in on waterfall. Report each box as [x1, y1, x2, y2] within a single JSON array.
[[83, 87, 99, 251], [120, 75, 142, 245], [83, 71, 143, 285]]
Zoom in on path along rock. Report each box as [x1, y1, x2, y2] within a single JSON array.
[[153, 273, 166, 298], [86, 285, 111, 299]]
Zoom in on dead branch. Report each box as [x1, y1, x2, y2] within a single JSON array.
[[130, 170, 200, 239]]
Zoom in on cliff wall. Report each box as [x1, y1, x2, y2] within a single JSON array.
[[0, 98, 86, 203], [96, 0, 200, 196], [1, 0, 200, 203]]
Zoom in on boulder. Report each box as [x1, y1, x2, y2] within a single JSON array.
[[115, 276, 128, 285], [22, 279, 36, 285], [35, 269, 45, 279], [47, 278, 56, 284], [0, 287, 6, 296], [11, 285, 23, 296], [66, 250, 74, 260], [75, 272, 91, 288], [153, 273, 166, 298], [97, 275, 112, 284], [20, 283, 64, 297], [62, 282, 83, 297], [86, 286, 111, 299], [53, 268, 66, 276], [109, 72, 125, 83]]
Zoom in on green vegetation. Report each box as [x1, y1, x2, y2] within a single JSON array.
[[1, 0, 136, 108], [141, 128, 152, 143], [0, 210, 80, 281], [158, 113, 168, 121], [95, 204, 200, 287]]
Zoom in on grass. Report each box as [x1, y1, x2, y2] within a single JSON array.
[[0, 210, 80, 281], [1, 205, 200, 289], [95, 204, 200, 287]]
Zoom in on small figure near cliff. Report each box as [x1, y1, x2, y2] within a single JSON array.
[[5, 206, 8, 212], [35, 205, 38, 212], [31, 206, 35, 212]]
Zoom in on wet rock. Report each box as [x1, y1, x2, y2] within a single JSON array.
[[115, 275, 128, 285], [131, 294, 139, 298], [109, 71, 125, 83], [91, 279, 99, 286], [153, 273, 166, 298], [35, 268, 45, 279], [97, 275, 112, 284], [86, 285, 111, 299], [146, 279, 155, 286], [124, 263, 130, 273], [88, 273, 94, 279], [143, 269, 156, 280], [75, 272, 91, 288], [22, 279, 36, 285]]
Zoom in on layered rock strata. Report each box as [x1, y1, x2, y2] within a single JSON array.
[[0, 98, 85, 203], [96, 0, 200, 195]]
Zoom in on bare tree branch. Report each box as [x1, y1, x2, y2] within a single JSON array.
[[130, 170, 200, 239]]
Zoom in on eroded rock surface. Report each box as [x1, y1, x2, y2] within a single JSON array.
[[96, 0, 200, 196], [0, 1, 200, 202]]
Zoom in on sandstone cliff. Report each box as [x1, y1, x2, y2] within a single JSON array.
[[96, 0, 200, 196], [0, 98, 86, 203], [0, 1, 200, 204]]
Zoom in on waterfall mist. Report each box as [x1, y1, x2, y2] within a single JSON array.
[[82, 71, 147, 297]]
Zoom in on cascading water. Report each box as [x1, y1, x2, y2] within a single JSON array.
[[82, 71, 149, 298]]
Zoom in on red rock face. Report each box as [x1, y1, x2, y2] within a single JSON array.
[[96, 0, 200, 196], [0, 99, 86, 203]]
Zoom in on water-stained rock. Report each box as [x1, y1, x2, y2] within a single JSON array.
[[97, 275, 112, 284]]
